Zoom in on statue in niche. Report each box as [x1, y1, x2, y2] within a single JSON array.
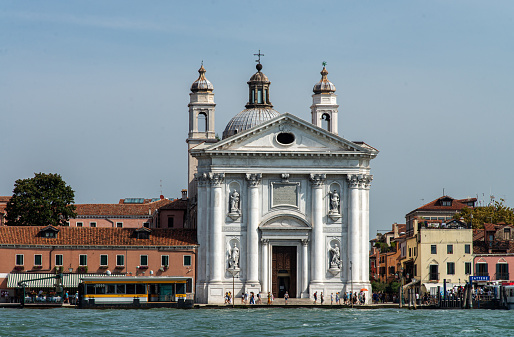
[[330, 190, 340, 214], [228, 242, 240, 269], [329, 244, 341, 269], [229, 190, 240, 214]]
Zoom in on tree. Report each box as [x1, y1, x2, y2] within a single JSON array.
[[453, 198, 514, 229], [5, 173, 77, 226]]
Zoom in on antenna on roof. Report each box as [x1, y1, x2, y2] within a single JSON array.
[[160, 180, 163, 196], [443, 188, 445, 196]]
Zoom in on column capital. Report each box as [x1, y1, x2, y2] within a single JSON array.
[[346, 174, 364, 189], [245, 173, 262, 187], [261, 238, 269, 245], [362, 174, 373, 190], [309, 174, 326, 187], [208, 173, 225, 186], [301, 238, 309, 246], [195, 172, 209, 187]]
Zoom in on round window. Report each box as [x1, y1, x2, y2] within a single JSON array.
[[276, 132, 295, 145]]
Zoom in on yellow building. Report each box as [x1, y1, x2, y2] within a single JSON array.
[[401, 219, 473, 295]]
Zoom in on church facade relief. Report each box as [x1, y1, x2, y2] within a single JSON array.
[[189, 59, 378, 304]]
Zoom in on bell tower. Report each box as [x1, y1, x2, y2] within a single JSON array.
[[311, 63, 339, 135], [187, 63, 216, 199]]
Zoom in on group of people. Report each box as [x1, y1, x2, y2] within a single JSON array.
[[312, 291, 366, 305]]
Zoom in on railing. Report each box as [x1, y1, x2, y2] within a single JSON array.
[[495, 273, 509, 280], [475, 272, 489, 277], [429, 273, 439, 281]]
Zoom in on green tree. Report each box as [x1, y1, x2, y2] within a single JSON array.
[[454, 199, 514, 229], [5, 173, 77, 226]]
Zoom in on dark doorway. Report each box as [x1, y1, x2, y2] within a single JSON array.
[[272, 246, 297, 298]]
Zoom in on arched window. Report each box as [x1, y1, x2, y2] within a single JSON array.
[[198, 112, 207, 132], [322, 113, 331, 131]]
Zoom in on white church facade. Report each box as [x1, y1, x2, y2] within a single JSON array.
[[187, 59, 378, 304]]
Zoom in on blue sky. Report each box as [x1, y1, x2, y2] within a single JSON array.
[[2, 1, 514, 237]]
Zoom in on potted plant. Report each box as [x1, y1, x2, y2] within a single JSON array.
[[77, 266, 88, 273], [33, 265, 43, 269], [14, 265, 24, 271], [115, 265, 124, 269], [55, 266, 63, 273], [99, 265, 109, 269]]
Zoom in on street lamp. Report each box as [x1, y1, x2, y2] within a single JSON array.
[[350, 261, 353, 308], [227, 266, 240, 308]]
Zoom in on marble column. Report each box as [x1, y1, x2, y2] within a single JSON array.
[[261, 239, 269, 294], [301, 239, 309, 296], [209, 173, 224, 282], [246, 173, 262, 284], [347, 174, 361, 283], [309, 174, 325, 283], [361, 175, 373, 283], [195, 173, 207, 283]]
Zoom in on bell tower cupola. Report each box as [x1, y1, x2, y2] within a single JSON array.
[[246, 50, 273, 109], [311, 62, 339, 135], [187, 62, 217, 199]]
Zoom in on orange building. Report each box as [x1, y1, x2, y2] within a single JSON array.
[[0, 226, 197, 302]]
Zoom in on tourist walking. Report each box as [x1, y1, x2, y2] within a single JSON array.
[[335, 292, 339, 305], [320, 292, 324, 305], [313, 291, 317, 304], [284, 291, 289, 305], [267, 292, 272, 305]]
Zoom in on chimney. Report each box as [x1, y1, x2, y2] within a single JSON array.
[[181, 189, 188, 201], [393, 223, 399, 238]]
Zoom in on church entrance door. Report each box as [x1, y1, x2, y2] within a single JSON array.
[[272, 246, 297, 298]]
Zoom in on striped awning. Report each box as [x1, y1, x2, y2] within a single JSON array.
[[7, 273, 122, 289]]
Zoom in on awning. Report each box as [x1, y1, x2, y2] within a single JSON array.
[[402, 278, 420, 290], [7, 273, 121, 289]]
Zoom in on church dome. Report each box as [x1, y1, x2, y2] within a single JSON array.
[[313, 66, 336, 94], [190, 64, 214, 92], [222, 107, 280, 139]]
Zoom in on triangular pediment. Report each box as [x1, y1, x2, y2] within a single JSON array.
[[200, 113, 377, 156]]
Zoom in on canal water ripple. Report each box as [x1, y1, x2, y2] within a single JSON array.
[[1, 308, 513, 336]]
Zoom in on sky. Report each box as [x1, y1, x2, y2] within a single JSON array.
[[2, 1, 514, 238]]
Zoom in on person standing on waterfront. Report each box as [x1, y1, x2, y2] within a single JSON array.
[[335, 292, 339, 305], [241, 292, 245, 304], [267, 292, 271, 305], [284, 291, 289, 305], [330, 293, 333, 305], [313, 291, 317, 304], [320, 292, 324, 304]]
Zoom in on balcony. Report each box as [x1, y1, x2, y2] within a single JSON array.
[[495, 273, 509, 280]]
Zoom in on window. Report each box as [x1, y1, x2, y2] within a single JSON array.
[[55, 254, 63, 266], [116, 255, 125, 266], [44, 231, 56, 238], [140, 255, 148, 266], [90, 222, 97, 228], [77, 222, 83, 227], [414, 247, 417, 256], [198, 112, 207, 132], [447, 245, 453, 254], [465, 262, 472, 275], [16, 254, 24, 266], [116, 222, 123, 228], [100, 255, 108, 266], [465, 244, 471, 254], [161, 255, 169, 267], [476, 263, 488, 276], [167, 217, 174, 228], [504, 228, 511, 240], [431, 245, 437, 254], [429, 265, 439, 280], [409, 248, 411, 257], [184, 255, 192, 266], [186, 278, 193, 293], [79, 254, 87, 266], [34, 254, 42, 266], [414, 265, 417, 277], [389, 266, 395, 275], [497, 263, 509, 280], [257, 88, 263, 104], [447, 262, 455, 275], [441, 200, 451, 206], [143, 222, 150, 228]]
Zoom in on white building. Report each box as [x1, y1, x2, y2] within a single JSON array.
[[187, 60, 378, 303]]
